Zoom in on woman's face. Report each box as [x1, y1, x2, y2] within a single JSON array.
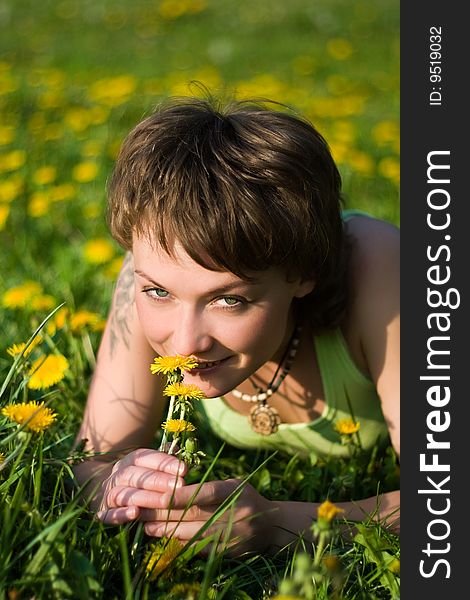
[[132, 236, 314, 398]]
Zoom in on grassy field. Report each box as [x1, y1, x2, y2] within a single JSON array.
[[0, 1, 400, 598]]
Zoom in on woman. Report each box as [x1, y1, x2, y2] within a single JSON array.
[[73, 96, 400, 555]]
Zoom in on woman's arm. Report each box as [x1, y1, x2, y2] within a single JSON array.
[[73, 253, 185, 512]]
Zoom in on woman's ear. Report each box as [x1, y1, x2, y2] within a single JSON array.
[[294, 279, 315, 298]]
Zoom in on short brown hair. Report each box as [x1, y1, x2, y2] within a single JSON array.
[[107, 96, 350, 329]]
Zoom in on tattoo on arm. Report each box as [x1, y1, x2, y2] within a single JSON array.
[[108, 252, 135, 359]]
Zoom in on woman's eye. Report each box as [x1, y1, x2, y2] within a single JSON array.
[[144, 288, 169, 299], [218, 296, 243, 308]]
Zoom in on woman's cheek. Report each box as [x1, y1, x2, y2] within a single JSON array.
[[135, 299, 169, 347]]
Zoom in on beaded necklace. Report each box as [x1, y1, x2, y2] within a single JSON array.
[[231, 323, 302, 435]]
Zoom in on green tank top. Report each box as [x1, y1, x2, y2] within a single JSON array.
[[199, 328, 389, 458], [199, 209, 391, 458]]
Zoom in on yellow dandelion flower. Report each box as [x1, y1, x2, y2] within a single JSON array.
[[317, 500, 345, 523], [30, 294, 56, 311], [372, 120, 400, 146], [28, 191, 50, 217], [0, 204, 9, 230], [322, 554, 341, 571], [150, 355, 198, 375], [50, 183, 76, 202], [162, 419, 196, 434], [145, 537, 183, 580], [83, 238, 115, 264], [1, 401, 57, 433], [334, 418, 360, 435], [378, 156, 400, 184], [89, 75, 138, 106], [2, 281, 42, 309], [69, 310, 103, 333], [72, 161, 99, 183], [46, 306, 69, 336], [0, 149, 26, 172], [388, 558, 400, 574], [0, 176, 24, 202], [27, 354, 69, 390], [0, 125, 15, 145], [6, 336, 42, 358], [326, 38, 353, 61], [33, 165, 57, 185], [104, 256, 125, 280], [163, 382, 206, 401], [83, 202, 102, 219]]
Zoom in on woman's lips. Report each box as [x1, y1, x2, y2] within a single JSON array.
[[189, 356, 230, 373]]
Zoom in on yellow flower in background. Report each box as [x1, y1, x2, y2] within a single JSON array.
[[27, 354, 69, 390], [104, 255, 125, 280], [2, 281, 42, 309], [317, 500, 345, 523], [334, 418, 360, 435], [163, 382, 206, 401], [0, 176, 24, 203], [372, 120, 399, 146], [46, 306, 69, 336], [0, 204, 9, 230], [30, 294, 56, 311], [83, 238, 115, 264], [50, 183, 76, 202], [347, 150, 374, 177], [72, 161, 99, 183], [145, 537, 183, 580], [28, 191, 50, 217], [326, 38, 353, 61], [151, 355, 198, 375], [388, 558, 400, 574], [0, 125, 15, 145], [0, 452, 5, 463], [33, 165, 57, 185], [1, 401, 57, 433], [378, 157, 400, 185], [88, 75, 137, 106], [70, 310, 105, 333], [162, 419, 196, 434], [0, 149, 26, 172], [6, 336, 42, 358]]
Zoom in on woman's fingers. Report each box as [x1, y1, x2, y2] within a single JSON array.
[[97, 505, 140, 525], [106, 485, 178, 510], [144, 520, 223, 541], [159, 479, 242, 510], [117, 448, 187, 477], [111, 465, 184, 493]]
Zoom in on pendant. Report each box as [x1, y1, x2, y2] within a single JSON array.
[[249, 402, 281, 436]]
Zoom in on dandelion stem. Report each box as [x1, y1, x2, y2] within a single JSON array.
[[159, 395, 176, 452]]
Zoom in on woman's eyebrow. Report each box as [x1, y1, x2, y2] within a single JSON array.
[[134, 269, 262, 293]]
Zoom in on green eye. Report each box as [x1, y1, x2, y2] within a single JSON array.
[[155, 288, 168, 297], [224, 297, 238, 305], [144, 288, 169, 299]]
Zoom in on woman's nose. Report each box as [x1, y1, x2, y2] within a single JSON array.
[[171, 310, 213, 357]]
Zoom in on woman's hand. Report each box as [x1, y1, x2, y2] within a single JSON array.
[[140, 479, 279, 556], [97, 448, 187, 525]]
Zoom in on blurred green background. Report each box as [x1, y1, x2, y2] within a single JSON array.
[[0, 0, 399, 345]]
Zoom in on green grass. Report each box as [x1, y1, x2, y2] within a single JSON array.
[[1, 1, 399, 597]]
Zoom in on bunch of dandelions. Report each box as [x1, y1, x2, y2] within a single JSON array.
[[150, 355, 206, 468]]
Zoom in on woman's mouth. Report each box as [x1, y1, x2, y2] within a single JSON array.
[[189, 356, 230, 373]]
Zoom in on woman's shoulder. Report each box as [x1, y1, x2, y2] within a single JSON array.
[[345, 214, 400, 284], [341, 214, 399, 366]]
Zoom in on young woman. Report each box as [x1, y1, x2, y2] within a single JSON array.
[[73, 96, 400, 556]]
